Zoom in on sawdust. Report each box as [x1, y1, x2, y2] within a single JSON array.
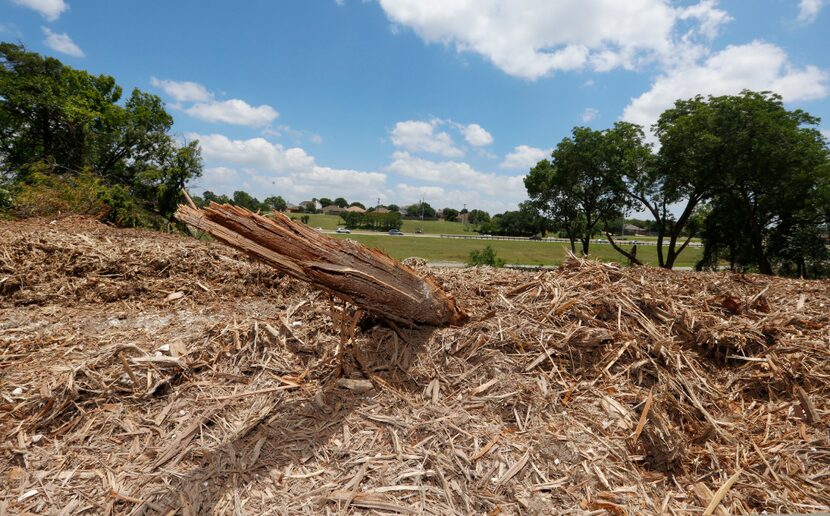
[[1, 217, 828, 514]]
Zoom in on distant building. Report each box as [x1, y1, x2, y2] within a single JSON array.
[[284, 203, 303, 213], [321, 205, 346, 215], [299, 200, 321, 212], [346, 205, 366, 214], [623, 224, 648, 236], [374, 206, 390, 214]]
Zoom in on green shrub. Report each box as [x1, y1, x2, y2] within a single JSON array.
[[8, 167, 146, 226], [468, 245, 506, 267], [0, 185, 11, 210]]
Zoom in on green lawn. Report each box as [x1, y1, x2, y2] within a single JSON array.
[[293, 213, 476, 235], [331, 234, 703, 267], [400, 219, 478, 235]]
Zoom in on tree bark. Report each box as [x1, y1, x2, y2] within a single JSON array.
[[605, 231, 643, 266], [176, 203, 468, 327]]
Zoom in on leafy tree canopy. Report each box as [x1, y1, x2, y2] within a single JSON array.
[[0, 43, 202, 223], [405, 201, 436, 219]]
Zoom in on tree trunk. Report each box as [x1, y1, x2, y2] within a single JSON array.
[[176, 203, 468, 327]]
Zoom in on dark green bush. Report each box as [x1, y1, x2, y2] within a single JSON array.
[[468, 245, 506, 267]]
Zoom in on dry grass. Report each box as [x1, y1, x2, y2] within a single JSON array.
[[1, 217, 828, 514]]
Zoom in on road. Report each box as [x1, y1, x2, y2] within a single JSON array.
[[318, 228, 703, 247]]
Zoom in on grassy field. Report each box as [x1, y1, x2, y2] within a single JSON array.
[[289, 214, 701, 244], [331, 234, 703, 267], [293, 213, 477, 235]]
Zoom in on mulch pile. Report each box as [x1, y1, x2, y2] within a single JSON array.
[[1, 217, 828, 515]]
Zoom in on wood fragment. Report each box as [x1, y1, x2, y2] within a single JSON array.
[[703, 469, 742, 516], [795, 386, 820, 425], [631, 388, 653, 444], [175, 203, 467, 327], [117, 352, 138, 388]]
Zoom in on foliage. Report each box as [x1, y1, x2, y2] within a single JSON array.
[[670, 91, 829, 276], [442, 208, 459, 222], [467, 209, 490, 225], [340, 210, 402, 231], [468, 245, 506, 267], [7, 166, 146, 226], [0, 43, 202, 224], [525, 125, 629, 254], [405, 201, 436, 219], [0, 182, 11, 210], [262, 195, 287, 212], [333, 197, 348, 208], [318, 197, 333, 207], [387, 204, 400, 212], [232, 190, 260, 211], [478, 202, 547, 237], [200, 190, 230, 205], [349, 201, 366, 209], [527, 91, 830, 276]]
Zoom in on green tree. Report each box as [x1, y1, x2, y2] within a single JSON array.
[[467, 209, 490, 225], [202, 190, 230, 205], [442, 208, 459, 222], [525, 126, 626, 255], [134, 140, 202, 220], [0, 43, 202, 223], [406, 201, 436, 219], [318, 197, 333, 207], [387, 204, 400, 212], [646, 97, 737, 268], [232, 190, 261, 211], [333, 197, 348, 208], [349, 201, 366, 210], [262, 195, 287, 212], [479, 202, 546, 237], [663, 91, 829, 275]]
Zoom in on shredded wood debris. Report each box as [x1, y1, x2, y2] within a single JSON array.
[[1, 217, 829, 515]]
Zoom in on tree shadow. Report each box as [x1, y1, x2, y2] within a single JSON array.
[[134, 324, 435, 515]]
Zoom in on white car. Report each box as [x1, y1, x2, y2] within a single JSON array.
[[335, 228, 351, 234]]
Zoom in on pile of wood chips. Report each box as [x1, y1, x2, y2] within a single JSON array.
[[1, 217, 828, 515]]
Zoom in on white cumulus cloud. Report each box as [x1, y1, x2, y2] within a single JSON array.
[[500, 145, 550, 170], [150, 78, 279, 127], [390, 120, 463, 157], [150, 77, 213, 103], [193, 133, 315, 173], [387, 151, 525, 198], [581, 108, 599, 122], [377, 0, 730, 79], [12, 0, 67, 21], [798, 0, 826, 23], [186, 99, 279, 127], [623, 41, 829, 130], [462, 123, 494, 146], [189, 133, 386, 205], [41, 27, 84, 57]]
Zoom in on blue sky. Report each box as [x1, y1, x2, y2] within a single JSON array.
[[2, 0, 828, 213]]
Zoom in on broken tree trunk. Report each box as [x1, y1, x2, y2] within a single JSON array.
[[176, 203, 468, 327]]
